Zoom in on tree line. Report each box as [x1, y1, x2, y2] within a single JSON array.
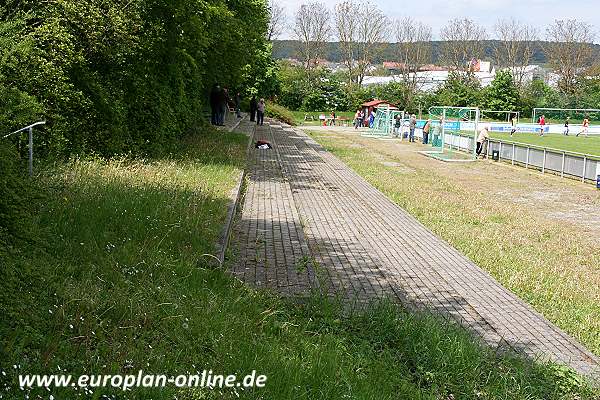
[[0, 0, 272, 157], [272, 1, 597, 96]]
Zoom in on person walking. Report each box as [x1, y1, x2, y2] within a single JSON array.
[[477, 125, 490, 158], [510, 115, 517, 137], [409, 114, 417, 142], [422, 118, 431, 144], [538, 114, 546, 137], [256, 98, 265, 126], [249, 95, 257, 122], [576, 116, 589, 137]]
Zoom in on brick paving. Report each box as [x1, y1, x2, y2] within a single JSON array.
[[230, 120, 600, 380]]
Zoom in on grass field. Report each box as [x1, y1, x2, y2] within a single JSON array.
[[308, 130, 600, 362], [1, 126, 598, 398], [490, 132, 600, 156], [292, 111, 356, 126]]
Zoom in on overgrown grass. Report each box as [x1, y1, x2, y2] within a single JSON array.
[[308, 131, 600, 360], [0, 127, 598, 398], [265, 103, 296, 126]]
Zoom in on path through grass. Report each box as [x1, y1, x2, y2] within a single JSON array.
[[0, 127, 597, 398]]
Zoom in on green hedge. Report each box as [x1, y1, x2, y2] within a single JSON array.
[[266, 103, 296, 126]]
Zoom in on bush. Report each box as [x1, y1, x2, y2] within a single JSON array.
[[266, 103, 295, 125]]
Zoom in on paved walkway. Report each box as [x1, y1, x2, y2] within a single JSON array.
[[230, 120, 600, 380]]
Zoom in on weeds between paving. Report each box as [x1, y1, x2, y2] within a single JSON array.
[[0, 127, 597, 399]]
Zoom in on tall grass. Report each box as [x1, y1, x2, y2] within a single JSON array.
[[0, 128, 597, 398]]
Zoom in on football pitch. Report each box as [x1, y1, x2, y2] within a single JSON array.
[[489, 132, 600, 157]]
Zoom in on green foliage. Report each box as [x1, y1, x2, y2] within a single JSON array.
[[482, 70, 520, 112], [265, 103, 295, 125], [435, 72, 482, 108], [519, 79, 563, 116], [0, 0, 270, 157], [277, 63, 349, 112]]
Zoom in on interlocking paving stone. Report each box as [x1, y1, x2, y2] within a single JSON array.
[[230, 120, 600, 380]]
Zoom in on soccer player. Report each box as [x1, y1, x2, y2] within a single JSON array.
[[576, 116, 590, 137], [564, 117, 570, 136], [538, 114, 546, 137], [510, 115, 517, 137]]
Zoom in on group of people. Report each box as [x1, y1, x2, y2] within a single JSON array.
[[249, 96, 266, 126], [392, 114, 418, 142], [536, 115, 590, 137], [209, 84, 266, 127], [353, 109, 376, 129]]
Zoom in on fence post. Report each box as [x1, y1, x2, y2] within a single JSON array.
[[542, 148, 546, 174], [28, 127, 33, 177], [512, 143, 515, 165], [582, 156, 587, 183], [526, 147, 530, 169], [561, 152, 565, 178]]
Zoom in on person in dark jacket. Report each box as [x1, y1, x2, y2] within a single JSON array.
[[209, 84, 220, 125], [249, 96, 257, 122]]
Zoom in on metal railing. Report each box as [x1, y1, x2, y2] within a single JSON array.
[[1, 121, 46, 176], [486, 138, 600, 184]]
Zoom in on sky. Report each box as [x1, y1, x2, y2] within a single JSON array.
[[275, 0, 599, 42]]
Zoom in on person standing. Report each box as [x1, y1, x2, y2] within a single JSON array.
[[256, 98, 265, 126], [249, 95, 258, 122], [209, 84, 220, 125], [564, 117, 570, 136], [409, 114, 417, 142], [538, 114, 546, 137], [510, 115, 517, 137], [422, 118, 431, 144], [216, 86, 227, 126], [477, 125, 490, 158], [576, 116, 589, 137], [393, 114, 402, 137], [354, 109, 362, 130], [369, 110, 375, 128]]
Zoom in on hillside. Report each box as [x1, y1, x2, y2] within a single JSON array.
[[272, 40, 600, 66]]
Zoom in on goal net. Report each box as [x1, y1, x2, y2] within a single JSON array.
[[424, 106, 480, 161]]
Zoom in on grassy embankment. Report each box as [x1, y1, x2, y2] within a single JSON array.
[[0, 127, 597, 399]]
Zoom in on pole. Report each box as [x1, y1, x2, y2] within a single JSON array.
[[28, 127, 33, 177]]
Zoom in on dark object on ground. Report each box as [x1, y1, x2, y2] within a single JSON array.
[[492, 150, 500, 161], [255, 140, 272, 149]]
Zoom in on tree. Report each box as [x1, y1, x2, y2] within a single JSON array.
[[494, 18, 538, 88], [293, 2, 331, 71], [435, 72, 482, 107], [545, 19, 595, 94], [267, 0, 286, 41], [482, 70, 520, 112], [395, 17, 432, 94], [334, 0, 388, 85], [440, 18, 487, 72]]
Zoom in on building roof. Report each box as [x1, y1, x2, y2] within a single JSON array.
[[361, 99, 399, 109]]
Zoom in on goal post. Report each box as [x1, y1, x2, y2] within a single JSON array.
[[426, 106, 480, 161]]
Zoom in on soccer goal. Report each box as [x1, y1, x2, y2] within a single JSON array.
[[362, 106, 406, 138], [481, 109, 520, 123], [423, 106, 480, 162]]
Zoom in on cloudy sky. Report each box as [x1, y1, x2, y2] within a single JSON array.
[[275, 0, 599, 42]]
